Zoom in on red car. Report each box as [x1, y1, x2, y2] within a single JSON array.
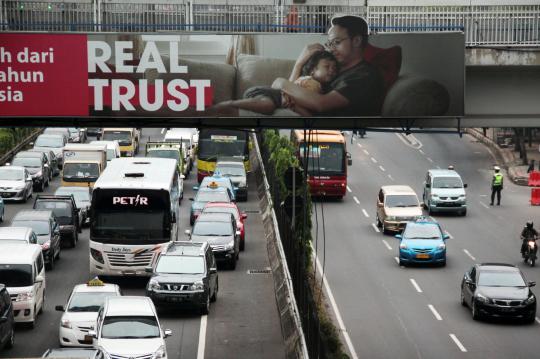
[[202, 202, 247, 251]]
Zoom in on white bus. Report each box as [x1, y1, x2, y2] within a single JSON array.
[[89, 157, 181, 277]]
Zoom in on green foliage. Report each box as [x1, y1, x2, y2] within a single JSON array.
[[0, 128, 39, 160]]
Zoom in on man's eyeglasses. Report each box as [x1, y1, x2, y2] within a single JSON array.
[[325, 37, 350, 49]]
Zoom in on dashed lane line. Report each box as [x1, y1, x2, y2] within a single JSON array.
[[419, 149, 425, 154], [346, 186, 352, 193], [379, 165, 386, 172], [362, 209, 370, 218], [463, 249, 476, 261], [449, 334, 467, 352], [428, 305, 443, 321], [371, 157, 378, 163], [371, 223, 380, 233], [427, 157, 434, 163], [445, 231, 453, 239], [363, 149, 370, 156], [357, 143, 363, 148], [394, 257, 400, 264], [353, 196, 360, 205], [410, 278, 423, 293], [480, 202, 490, 209], [382, 239, 392, 250], [388, 174, 395, 181]]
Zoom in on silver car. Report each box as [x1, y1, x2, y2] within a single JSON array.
[[215, 159, 248, 201], [33, 134, 67, 168], [0, 166, 33, 203]]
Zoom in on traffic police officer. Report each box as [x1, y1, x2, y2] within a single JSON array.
[[490, 166, 504, 206]]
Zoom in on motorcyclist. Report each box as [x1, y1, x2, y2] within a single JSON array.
[[521, 221, 539, 257]]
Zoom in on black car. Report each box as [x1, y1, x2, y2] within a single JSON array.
[[0, 284, 15, 351], [42, 348, 107, 358], [11, 152, 50, 192], [33, 195, 81, 248], [461, 263, 537, 323], [86, 128, 101, 137], [11, 210, 62, 270], [146, 241, 218, 314], [29, 149, 59, 178]]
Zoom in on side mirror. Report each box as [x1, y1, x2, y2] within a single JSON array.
[[464, 184, 468, 188], [529, 281, 536, 287], [193, 186, 199, 191], [144, 266, 153, 273], [395, 234, 402, 240], [209, 267, 217, 274], [443, 234, 450, 240], [55, 305, 65, 312], [35, 275, 44, 283], [88, 330, 97, 339], [184, 229, 191, 236], [189, 198, 194, 201], [29, 142, 34, 146], [347, 152, 352, 166], [164, 329, 172, 338], [425, 183, 431, 188], [241, 213, 247, 220]]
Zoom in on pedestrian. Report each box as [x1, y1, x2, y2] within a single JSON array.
[[490, 166, 504, 206]]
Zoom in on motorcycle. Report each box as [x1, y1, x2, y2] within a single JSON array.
[[523, 237, 538, 267]]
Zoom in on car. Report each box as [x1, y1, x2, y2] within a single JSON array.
[[67, 128, 86, 143], [376, 185, 423, 234], [163, 128, 196, 172], [33, 134, 67, 169], [43, 128, 70, 144], [423, 169, 467, 216], [15, 150, 53, 182], [196, 174, 236, 202], [146, 241, 218, 314], [0, 284, 15, 350], [41, 348, 108, 358], [0, 166, 33, 203], [89, 140, 121, 162], [29, 148, 60, 177], [461, 263, 537, 323], [202, 202, 247, 251], [11, 152, 50, 192], [33, 195, 81, 247], [11, 210, 62, 270], [55, 277, 121, 347], [88, 296, 172, 359], [396, 218, 449, 266], [0, 227, 38, 245], [189, 184, 232, 225], [86, 128, 102, 137], [215, 159, 248, 201], [187, 212, 240, 269], [55, 187, 91, 226]]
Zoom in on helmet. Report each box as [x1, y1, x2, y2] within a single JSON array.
[[494, 166, 501, 172], [527, 221, 534, 229]]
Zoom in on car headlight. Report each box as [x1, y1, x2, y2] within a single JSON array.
[[238, 181, 246, 188], [524, 294, 536, 305], [61, 318, 72, 329], [148, 279, 161, 291], [16, 292, 34, 302], [225, 240, 235, 250], [386, 216, 396, 221], [399, 243, 407, 249], [437, 243, 446, 250], [15, 185, 25, 190], [152, 345, 167, 359], [190, 281, 204, 291], [475, 293, 490, 303], [41, 240, 51, 250]]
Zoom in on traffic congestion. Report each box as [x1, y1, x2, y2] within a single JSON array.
[[0, 128, 283, 359]]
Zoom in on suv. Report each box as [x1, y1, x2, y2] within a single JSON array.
[[33, 195, 81, 248], [0, 284, 15, 350], [11, 151, 50, 192], [376, 185, 423, 234], [423, 169, 467, 216], [11, 210, 62, 270], [146, 241, 218, 314], [188, 212, 240, 269], [30, 149, 59, 177]]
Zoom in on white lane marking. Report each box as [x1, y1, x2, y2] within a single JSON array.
[[371, 223, 380, 233], [197, 315, 207, 359], [371, 157, 378, 163], [428, 304, 443, 321], [388, 174, 395, 181], [419, 149, 425, 155], [410, 278, 423, 293], [362, 209, 370, 218], [480, 201, 490, 209], [394, 257, 400, 264], [449, 334, 467, 352], [315, 255, 359, 359], [353, 196, 360, 205], [445, 231, 453, 239], [474, 151, 482, 154], [427, 157, 434, 163], [363, 149, 370, 156], [161, 128, 165, 134], [535, 317, 540, 324], [379, 165, 386, 172], [395, 133, 423, 149], [382, 239, 392, 250], [479, 194, 488, 197], [357, 143, 363, 148], [346, 186, 352, 193], [463, 249, 476, 261]]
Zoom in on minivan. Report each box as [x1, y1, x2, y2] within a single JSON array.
[[376, 185, 423, 234], [0, 244, 46, 328], [423, 169, 467, 216]]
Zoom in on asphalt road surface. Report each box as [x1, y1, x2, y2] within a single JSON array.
[[312, 131, 540, 359], [1, 128, 284, 359]]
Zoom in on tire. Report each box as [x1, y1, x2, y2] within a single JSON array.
[[399, 258, 405, 267], [427, 201, 433, 215], [5, 328, 14, 349], [382, 221, 387, 235], [200, 295, 210, 315], [0, 209, 4, 223], [240, 238, 245, 251], [531, 258, 536, 267], [230, 257, 237, 270], [460, 209, 467, 216], [472, 302, 481, 321], [376, 214, 382, 228], [440, 260, 447, 267], [56, 246, 61, 260], [525, 314, 536, 324], [70, 232, 77, 248], [460, 290, 467, 307], [211, 280, 218, 302], [46, 255, 54, 270]]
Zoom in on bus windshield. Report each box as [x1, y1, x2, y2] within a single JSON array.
[[198, 129, 248, 160], [299, 142, 345, 175]]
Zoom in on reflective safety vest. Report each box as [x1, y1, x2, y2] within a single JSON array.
[[493, 173, 503, 186]]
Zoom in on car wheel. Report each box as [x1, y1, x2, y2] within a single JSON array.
[[22, 189, 29, 203], [427, 201, 433, 215], [0, 209, 4, 222], [46, 255, 54, 270], [45, 177, 49, 187], [230, 257, 237, 270], [382, 221, 387, 235], [525, 313, 536, 324], [71, 231, 77, 248], [460, 290, 467, 307], [460, 209, 467, 216], [211, 280, 218, 302], [39, 181, 44, 192], [240, 238, 245, 251], [56, 246, 61, 260], [440, 260, 446, 267], [376, 214, 382, 227], [472, 301, 481, 321], [200, 295, 210, 315], [398, 258, 405, 267], [5, 328, 14, 349]]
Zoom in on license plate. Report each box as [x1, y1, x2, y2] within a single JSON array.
[[0, 192, 9, 197], [168, 296, 185, 303], [416, 253, 430, 259]]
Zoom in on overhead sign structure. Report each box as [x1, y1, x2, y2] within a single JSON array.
[[0, 31, 465, 128]]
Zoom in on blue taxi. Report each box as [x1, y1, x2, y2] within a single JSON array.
[[189, 182, 232, 225], [397, 218, 449, 266]]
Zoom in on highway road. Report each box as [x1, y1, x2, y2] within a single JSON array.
[[1, 128, 285, 359], [312, 131, 540, 359]]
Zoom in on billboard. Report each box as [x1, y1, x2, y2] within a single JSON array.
[[0, 30, 464, 128]]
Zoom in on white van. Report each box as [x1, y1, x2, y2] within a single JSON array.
[[0, 244, 46, 328], [90, 140, 121, 162]]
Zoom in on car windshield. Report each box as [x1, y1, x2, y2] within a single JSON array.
[[101, 316, 160, 339], [203, 207, 238, 220], [216, 164, 245, 177], [35, 201, 72, 218], [12, 157, 41, 167], [478, 271, 526, 287], [147, 149, 178, 160], [433, 177, 463, 189], [195, 191, 230, 203], [56, 189, 90, 204], [35, 136, 63, 148], [0, 168, 24, 180], [44, 349, 98, 358], [102, 131, 131, 145], [156, 256, 205, 274], [63, 163, 99, 179], [193, 221, 232, 236], [385, 195, 419, 208], [12, 219, 49, 236], [0, 264, 33, 287], [403, 224, 441, 239], [68, 292, 117, 312]]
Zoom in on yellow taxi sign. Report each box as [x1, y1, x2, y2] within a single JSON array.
[[208, 181, 219, 189], [87, 277, 104, 286]]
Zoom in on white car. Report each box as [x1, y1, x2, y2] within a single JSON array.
[[89, 296, 171, 359], [0, 165, 33, 203], [56, 278, 121, 347]]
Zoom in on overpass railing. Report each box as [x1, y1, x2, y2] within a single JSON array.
[[1, 1, 539, 47]]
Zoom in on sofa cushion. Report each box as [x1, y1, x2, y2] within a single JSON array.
[[146, 55, 236, 104], [236, 55, 295, 99], [364, 44, 402, 94]]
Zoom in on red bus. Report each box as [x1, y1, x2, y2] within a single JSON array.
[[291, 130, 351, 199]]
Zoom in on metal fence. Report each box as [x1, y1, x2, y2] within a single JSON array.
[[1, 1, 540, 46]]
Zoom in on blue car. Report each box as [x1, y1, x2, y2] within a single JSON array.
[[189, 184, 232, 225], [397, 218, 449, 266]]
